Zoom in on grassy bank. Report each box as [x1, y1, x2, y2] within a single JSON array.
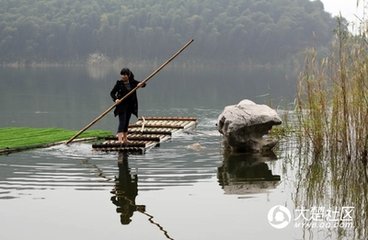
[[0, 127, 112, 154]]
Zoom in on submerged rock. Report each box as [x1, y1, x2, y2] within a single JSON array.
[[186, 142, 206, 151], [217, 99, 282, 153]]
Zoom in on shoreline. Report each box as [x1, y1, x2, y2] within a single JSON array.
[[0, 59, 291, 71]]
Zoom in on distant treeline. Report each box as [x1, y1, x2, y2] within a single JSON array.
[[0, 0, 337, 64]]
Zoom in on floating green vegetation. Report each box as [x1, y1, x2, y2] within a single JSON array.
[[0, 127, 111, 154]]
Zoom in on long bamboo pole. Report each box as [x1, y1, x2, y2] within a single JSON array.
[[66, 39, 194, 144]]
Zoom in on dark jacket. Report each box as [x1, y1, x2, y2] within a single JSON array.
[[110, 79, 141, 117]]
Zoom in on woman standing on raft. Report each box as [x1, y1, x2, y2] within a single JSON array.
[[110, 68, 145, 144]]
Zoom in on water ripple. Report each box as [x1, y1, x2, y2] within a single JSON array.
[[0, 112, 223, 198]]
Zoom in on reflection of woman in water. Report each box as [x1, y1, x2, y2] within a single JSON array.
[[110, 153, 174, 239], [110, 152, 141, 225]]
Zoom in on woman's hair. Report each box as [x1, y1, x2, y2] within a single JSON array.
[[120, 68, 134, 80]]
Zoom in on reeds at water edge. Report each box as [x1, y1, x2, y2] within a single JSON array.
[[296, 18, 368, 164], [290, 16, 368, 240]]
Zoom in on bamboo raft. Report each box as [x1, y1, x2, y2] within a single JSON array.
[[92, 117, 197, 153]]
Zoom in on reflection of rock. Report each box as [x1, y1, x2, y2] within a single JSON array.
[[217, 152, 281, 195], [217, 99, 282, 153], [111, 152, 145, 225]]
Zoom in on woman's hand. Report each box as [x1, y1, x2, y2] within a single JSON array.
[[137, 82, 146, 88]]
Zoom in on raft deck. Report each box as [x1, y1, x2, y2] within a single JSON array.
[[92, 117, 197, 153]]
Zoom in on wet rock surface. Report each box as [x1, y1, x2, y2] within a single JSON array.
[[217, 99, 282, 152]]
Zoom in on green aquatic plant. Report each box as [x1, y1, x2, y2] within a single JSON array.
[[0, 127, 111, 153], [294, 15, 368, 239], [296, 18, 368, 162]]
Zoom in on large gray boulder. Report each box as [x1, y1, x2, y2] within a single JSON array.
[[217, 99, 282, 152]]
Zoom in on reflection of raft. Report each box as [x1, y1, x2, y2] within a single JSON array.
[[92, 117, 197, 154]]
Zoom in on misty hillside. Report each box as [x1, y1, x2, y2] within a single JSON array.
[[0, 0, 337, 64]]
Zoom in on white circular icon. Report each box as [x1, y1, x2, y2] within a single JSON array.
[[268, 205, 291, 229]]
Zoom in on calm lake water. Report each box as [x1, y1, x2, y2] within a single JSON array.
[[0, 66, 362, 239]]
